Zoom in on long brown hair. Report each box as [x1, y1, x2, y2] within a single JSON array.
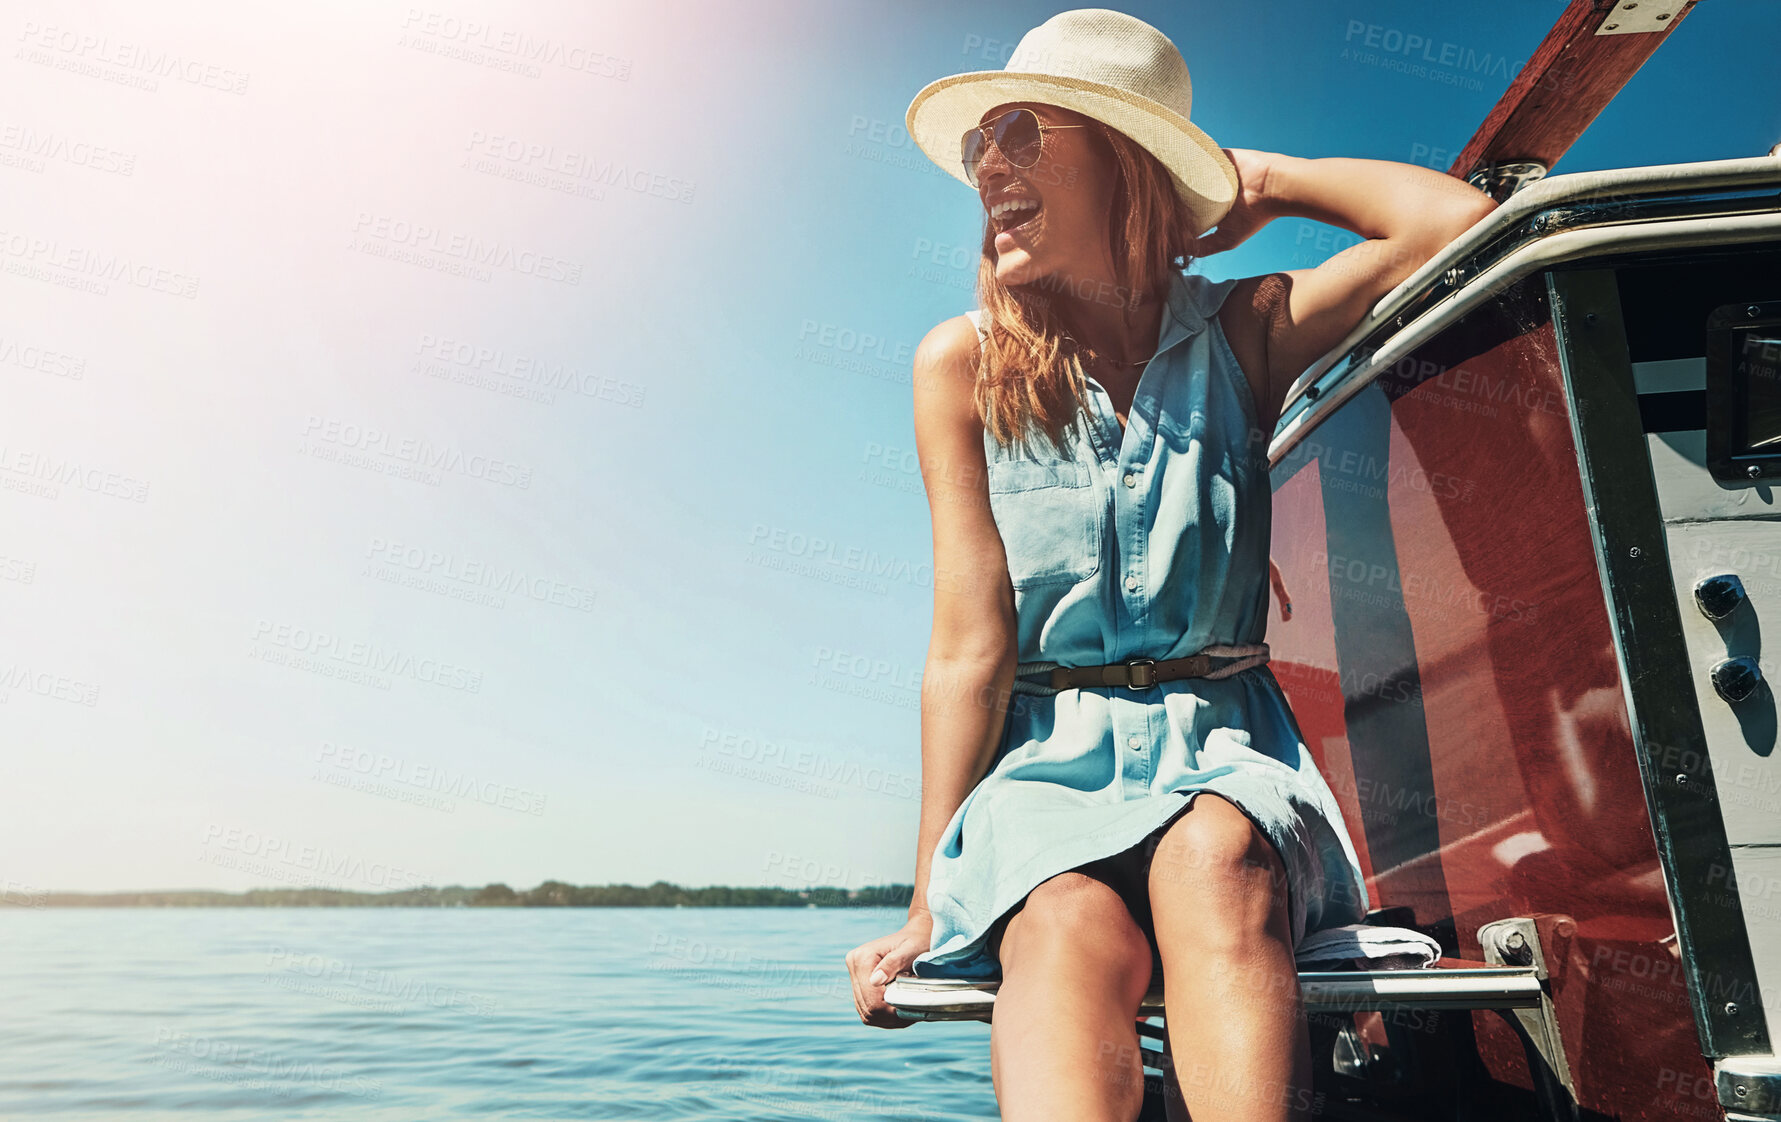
[[973, 116, 1203, 458]]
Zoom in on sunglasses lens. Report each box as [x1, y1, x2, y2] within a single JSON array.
[[994, 109, 1043, 167], [961, 128, 987, 186], [961, 109, 1046, 186]]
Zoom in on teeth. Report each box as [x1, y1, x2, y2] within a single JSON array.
[[990, 198, 1040, 222]]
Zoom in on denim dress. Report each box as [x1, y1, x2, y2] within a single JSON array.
[[909, 271, 1370, 981]]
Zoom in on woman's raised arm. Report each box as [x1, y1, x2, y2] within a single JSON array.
[[1204, 148, 1501, 427]]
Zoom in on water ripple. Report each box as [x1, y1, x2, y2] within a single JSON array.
[[0, 908, 995, 1119]]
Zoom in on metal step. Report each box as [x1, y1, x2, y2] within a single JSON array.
[[883, 916, 1580, 1121], [883, 958, 1543, 1023]]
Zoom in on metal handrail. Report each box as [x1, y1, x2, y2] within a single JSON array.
[[1277, 154, 1781, 420], [1267, 207, 1781, 467]]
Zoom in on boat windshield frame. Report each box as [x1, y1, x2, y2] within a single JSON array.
[[1269, 155, 1781, 466]]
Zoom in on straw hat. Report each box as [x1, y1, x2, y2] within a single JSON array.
[[905, 8, 1238, 237]]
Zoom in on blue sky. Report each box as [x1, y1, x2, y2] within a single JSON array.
[[4, 0, 1778, 894]]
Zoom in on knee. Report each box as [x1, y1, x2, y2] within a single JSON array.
[[1149, 795, 1288, 938], [1000, 872, 1151, 988]]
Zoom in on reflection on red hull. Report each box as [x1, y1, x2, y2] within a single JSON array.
[[1268, 275, 1709, 1120]]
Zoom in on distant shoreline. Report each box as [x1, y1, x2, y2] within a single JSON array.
[[2, 881, 916, 908]]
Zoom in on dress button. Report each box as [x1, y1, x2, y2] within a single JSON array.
[[1123, 472, 1137, 488], [1125, 575, 1139, 591], [1127, 735, 1143, 750]]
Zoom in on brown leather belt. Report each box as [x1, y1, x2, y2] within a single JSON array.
[[1013, 645, 1269, 695]]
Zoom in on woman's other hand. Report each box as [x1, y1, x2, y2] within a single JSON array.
[[845, 911, 935, 1029], [1192, 147, 1281, 258]]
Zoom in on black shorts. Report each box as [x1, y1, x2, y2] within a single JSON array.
[[985, 801, 1199, 981]]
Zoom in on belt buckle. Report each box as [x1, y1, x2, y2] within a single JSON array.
[[1121, 657, 1157, 689]]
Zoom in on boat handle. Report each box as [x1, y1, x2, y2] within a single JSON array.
[[1694, 573, 1748, 621], [1711, 656, 1764, 704]]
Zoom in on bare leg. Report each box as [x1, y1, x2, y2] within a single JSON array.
[[1149, 793, 1314, 1122], [991, 870, 1155, 1122]]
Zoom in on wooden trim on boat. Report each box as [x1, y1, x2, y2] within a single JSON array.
[[1449, 0, 1705, 188]]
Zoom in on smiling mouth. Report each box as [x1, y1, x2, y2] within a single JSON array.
[[992, 202, 1043, 236]]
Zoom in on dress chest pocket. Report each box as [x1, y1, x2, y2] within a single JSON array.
[[985, 459, 1104, 590]]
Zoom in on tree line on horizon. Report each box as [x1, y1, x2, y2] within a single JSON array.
[[15, 880, 916, 908]]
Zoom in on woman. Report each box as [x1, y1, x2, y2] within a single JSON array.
[[844, 10, 1497, 1121]]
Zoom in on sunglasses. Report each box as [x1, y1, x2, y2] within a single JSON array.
[[960, 108, 1087, 188]]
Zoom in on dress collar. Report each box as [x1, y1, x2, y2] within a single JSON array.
[[1152, 270, 1208, 358]]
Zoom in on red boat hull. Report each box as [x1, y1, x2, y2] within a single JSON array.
[[1268, 274, 1715, 1120]]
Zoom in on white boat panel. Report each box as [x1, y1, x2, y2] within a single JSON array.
[[1650, 429, 1781, 524], [1724, 846, 1781, 1034]]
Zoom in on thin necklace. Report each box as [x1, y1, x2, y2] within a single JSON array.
[[1067, 308, 1161, 369], [1065, 335, 1150, 368]]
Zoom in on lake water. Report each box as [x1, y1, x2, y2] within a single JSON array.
[[0, 908, 998, 1120]]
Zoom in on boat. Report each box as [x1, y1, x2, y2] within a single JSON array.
[[887, 2, 1781, 1118]]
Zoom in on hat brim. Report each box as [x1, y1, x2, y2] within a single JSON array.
[[905, 71, 1239, 238]]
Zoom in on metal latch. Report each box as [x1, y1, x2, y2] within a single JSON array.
[[1593, 0, 1687, 35], [1480, 915, 1580, 1120], [1718, 1054, 1781, 1116]]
